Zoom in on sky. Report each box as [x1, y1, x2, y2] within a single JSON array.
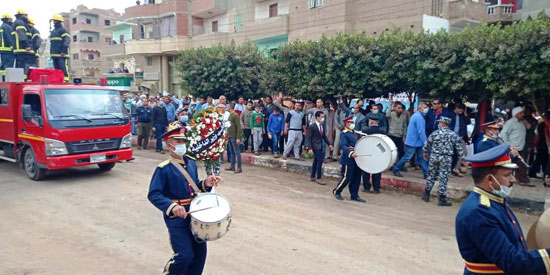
[[3, 0, 133, 37]]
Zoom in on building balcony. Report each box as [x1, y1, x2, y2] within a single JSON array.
[[124, 36, 189, 55], [124, 0, 187, 20], [71, 41, 102, 51], [71, 23, 108, 33], [74, 59, 103, 68], [244, 15, 289, 41], [103, 43, 126, 57], [486, 4, 514, 23], [192, 0, 227, 18], [191, 32, 229, 48]]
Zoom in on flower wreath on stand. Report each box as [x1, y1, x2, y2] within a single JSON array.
[[185, 107, 228, 166]]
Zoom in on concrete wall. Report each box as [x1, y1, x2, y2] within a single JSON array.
[[112, 26, 133, 44], [515, 0, 550, 20], [79, 13, 100, 25], [79, 31, 100, 43], [288, 0, 346, 41], [204, 13, 230, 33]]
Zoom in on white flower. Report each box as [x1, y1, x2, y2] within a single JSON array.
[[195, 136, 201, 141], [205, 118, 211, 124]]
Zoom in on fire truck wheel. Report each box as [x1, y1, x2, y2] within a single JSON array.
[[24, 148, 47, 181], [98, 162, 116, 171]]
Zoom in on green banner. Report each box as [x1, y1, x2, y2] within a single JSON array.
[[105, 77, 133, 87]]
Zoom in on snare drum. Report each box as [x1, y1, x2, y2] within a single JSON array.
[[354, 134, 398, 174], [189, 193, 232, 242]]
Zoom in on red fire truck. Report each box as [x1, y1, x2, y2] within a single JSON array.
[[0, 69, 133, 180]]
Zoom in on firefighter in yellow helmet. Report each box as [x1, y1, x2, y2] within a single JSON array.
[[27, 18, 41, 67], [0, 13, 14, 81], [49, 14, 70, 82], [11, 9, 33, 77]]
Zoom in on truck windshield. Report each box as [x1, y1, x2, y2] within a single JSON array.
[[45, 89, 129, 128]]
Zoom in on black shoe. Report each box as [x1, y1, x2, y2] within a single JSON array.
[[373, 190, 380, 194], [392, 170, 403, 177], [438, 196, 452, 206], [334, 194, 344, 201], [401, 168, 409, 172], [351, 197, 366, 203], [362, 187, 370, 193], [422, 191, 430, 202]]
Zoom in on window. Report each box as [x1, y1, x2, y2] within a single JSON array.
[[23, 94, 42, 121], [105, 37, 111, 44], [73, 35, 77, 42], [86, 18, 92, 24], [104, 19, 111, 26], [119, 35, 125, 43], [146, 56, 153, 67], [212, 21, 218, 32], [73, 54, 79, 60], [72, 17, 77, 24], [0, 89, 8, 105], [269, 3, 278, 18], [88, 54, 95, 60], [234, 14, 243, 32], [308, 0, 324, 9], [87, 37, 93, 43]]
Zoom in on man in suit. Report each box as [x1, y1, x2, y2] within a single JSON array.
[[333, 116, 366, 202], [351, 103, 366, 134], [305, 111, 333, 185]]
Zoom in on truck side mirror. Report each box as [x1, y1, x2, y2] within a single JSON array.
[[22, 104, 32, 121]]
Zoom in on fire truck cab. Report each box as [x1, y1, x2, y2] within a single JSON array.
[[0, 69, 133, 180]]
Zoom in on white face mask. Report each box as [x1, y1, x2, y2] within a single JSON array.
[[350, 123, 355, 130], [489, 174, 513, 198], [173, 144, 187, 157], [320, 118, 325, 123]]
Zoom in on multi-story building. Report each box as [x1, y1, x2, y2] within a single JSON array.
[[60, 5, 123, 83], [103, 0, 550, 95]]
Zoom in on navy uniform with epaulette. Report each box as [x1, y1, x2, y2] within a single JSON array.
[[477, 121, 502, 153], [455, 144, 550, 274], [0, 13, 15, 80], [333, 116, 363, 201], [148, 122, 212, 275]]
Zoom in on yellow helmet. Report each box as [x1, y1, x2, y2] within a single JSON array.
[[51, 14, 64, 22], [16, 9, 28, 15], [28, 18, 35, 25], [1, 13, 13, 20]]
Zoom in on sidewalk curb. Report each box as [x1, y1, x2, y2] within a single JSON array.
[[242, 152, 546, 212], [131, 136, 546, 212]]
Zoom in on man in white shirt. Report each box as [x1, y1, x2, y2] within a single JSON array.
[[501, 106, 532, 186]]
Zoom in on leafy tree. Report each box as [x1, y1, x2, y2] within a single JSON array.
[[174, 41, 267, 100]]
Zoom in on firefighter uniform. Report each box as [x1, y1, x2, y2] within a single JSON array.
[[148, 123, 212, 275], [28, 19, 41, 67], [11, 10, 32, 77], [456, 143, 550, 274], [0, 14, 14, 80], [49, 14, 70, 82], [332, 116, 363, 201], [422, 116, 463, 205]]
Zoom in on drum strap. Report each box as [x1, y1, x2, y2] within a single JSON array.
[[170, 158, 201, 194]]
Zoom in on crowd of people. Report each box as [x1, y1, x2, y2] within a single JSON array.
[[124, 92, 550, 204]]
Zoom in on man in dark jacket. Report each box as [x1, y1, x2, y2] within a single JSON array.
[[426, 99, 452, 135], [0, 13, 14, 81], [136, 97, 153, 150], [152, 99, 169, 154], [11, 9, 32, 77], [449, 103, 470, 176], [305, 111, 333, 185], [49, 14, 71, 82]]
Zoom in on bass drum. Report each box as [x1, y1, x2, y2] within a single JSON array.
[[354, 134, 398, 174], [189, 193, 232, 242]]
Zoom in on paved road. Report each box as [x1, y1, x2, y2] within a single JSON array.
[[0, 149, 539, 275]]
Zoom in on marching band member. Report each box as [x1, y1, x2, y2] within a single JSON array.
[[332, 115, 366, 203], [455, 143, 550, 274], [148, 122, 222, 275]]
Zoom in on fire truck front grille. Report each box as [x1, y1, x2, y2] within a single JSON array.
[[67, 138, 121, 154]]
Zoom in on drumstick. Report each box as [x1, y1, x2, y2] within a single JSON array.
[[187, 206, 217, 215], [213, 186, 219, 207], [355, 154, 372, 157]]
